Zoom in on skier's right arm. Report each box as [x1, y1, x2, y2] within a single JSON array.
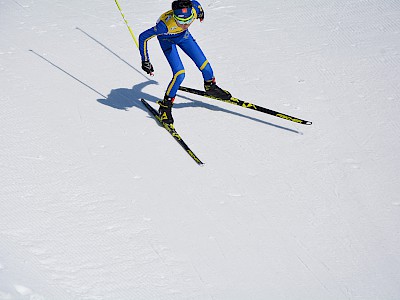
[[139, 21, 168, 74]]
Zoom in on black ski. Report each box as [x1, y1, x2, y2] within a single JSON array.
[[141, 99, 204, 166], [178, 86, 312, 125]]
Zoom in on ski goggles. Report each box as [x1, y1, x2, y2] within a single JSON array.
[[173, 11, 195, 25]]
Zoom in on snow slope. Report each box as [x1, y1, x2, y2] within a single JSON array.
[[1, 0, 400, 299]]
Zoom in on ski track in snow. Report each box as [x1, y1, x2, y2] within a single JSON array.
[[1, 0, 400, 299]]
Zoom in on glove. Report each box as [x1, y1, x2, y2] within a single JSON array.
[[197, 5, 204, 21], [141, 60, 154, 75]]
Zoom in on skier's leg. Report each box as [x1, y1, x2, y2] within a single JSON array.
[[179, 33, 231, 99], [157, 37, 188, 124], [178, 33, 213, 81], [158, 37, 186, 98]]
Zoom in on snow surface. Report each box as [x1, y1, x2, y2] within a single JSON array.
[[1, 0, 400, 299]]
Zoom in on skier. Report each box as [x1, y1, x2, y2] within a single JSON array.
[[139, 0, 231, 126]]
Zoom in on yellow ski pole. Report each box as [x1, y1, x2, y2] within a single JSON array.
[[115, 0, 139, 49]]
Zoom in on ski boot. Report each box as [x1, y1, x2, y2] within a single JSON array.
[[157, 95, 175, 126], [204, 78, 231, 100]]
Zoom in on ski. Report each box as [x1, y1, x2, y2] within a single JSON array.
[[178, 86, 312, 125], [141, 99, 204, 166]]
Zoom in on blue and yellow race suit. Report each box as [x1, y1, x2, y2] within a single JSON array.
[[139, 1, 213, 98]]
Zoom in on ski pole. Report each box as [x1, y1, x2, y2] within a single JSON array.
[[115, 0, 139, 49]]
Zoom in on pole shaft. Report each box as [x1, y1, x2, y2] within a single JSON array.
[[115, 0, 139, 49]]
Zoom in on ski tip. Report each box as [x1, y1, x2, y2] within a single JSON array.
[[305, 121, 312, 125]]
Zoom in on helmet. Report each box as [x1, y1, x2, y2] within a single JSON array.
[[172, 0, 193, 19]]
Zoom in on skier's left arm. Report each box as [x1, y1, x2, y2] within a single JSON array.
[[192, 0, 204, 21]]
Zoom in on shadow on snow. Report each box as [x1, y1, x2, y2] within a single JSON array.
[[98, 81, 301, 134]]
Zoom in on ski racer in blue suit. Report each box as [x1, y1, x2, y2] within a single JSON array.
[[139, 0, 231, 126]]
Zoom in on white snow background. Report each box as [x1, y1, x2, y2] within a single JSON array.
[[1, 0, 400, 299]]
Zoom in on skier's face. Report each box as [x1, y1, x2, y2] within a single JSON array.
[[173, 8, 195, 29], [175, 20, 193, 30]]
